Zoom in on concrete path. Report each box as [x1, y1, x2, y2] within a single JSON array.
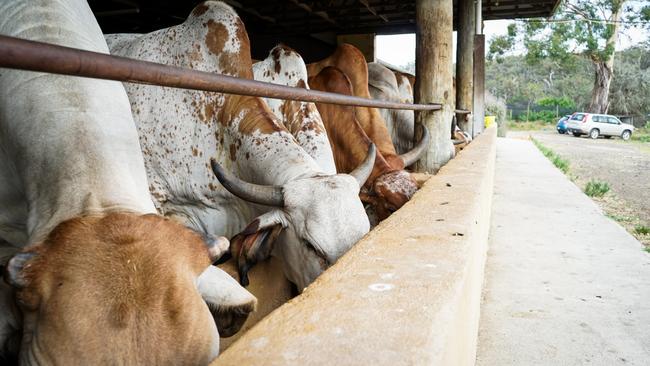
[[476, 138, 650, 366]]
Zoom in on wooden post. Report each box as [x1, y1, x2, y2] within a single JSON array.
[[473, 34, 485, 137], [456, 0, 474, 133], [414, 0, 454, 173]]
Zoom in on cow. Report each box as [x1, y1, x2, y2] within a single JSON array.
[[106, 1, 375, 294], [369, 64, 471, 157], [252, 45, 336, 173], [306, 45, 428, 220], [367, 62, 415, 155], [0, 0, 256, 364]]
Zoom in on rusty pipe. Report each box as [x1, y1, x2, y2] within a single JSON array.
[[0, 35, 442, 112]]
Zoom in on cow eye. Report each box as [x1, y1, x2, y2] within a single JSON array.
[[304, 240, 329, 265]]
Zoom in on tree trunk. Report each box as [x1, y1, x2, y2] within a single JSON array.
[[587, 0, 624, 114], [588, 61, 613, 113], [414, 0, 454, 173], [456, 0, 474, 132]]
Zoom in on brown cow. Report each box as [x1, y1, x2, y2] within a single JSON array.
[[0, 0, 256, 363], [307, 45, 428, 220], [309, 67, 427, 221]]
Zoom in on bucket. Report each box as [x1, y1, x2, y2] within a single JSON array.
[[484, 115, 496, 128]]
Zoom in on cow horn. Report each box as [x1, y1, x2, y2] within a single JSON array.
[[400, 124, 430, 167], [210, 159, 284, 207], [452, 139, 465, 145], [349, 143, 376, 187]]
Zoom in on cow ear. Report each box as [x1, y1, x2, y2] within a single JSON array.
[[197, 265, 257, 338], [203, 235, 231, 264], [4, 252, 37, 289], [231, 210, 285, 287]]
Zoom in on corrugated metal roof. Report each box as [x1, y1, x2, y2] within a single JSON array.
[[90, 0, 561, 35]]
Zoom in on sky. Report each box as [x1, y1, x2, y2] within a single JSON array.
[[376, 19, 649, 68]]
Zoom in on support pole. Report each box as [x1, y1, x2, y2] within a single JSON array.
[[456, 0, 475, 133], [473, 34, 486, 137], [472, 0, 485, 137], [414, 0, 454, 173]]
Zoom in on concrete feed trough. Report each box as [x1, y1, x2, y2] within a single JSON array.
[[213, 126, 497, 365]]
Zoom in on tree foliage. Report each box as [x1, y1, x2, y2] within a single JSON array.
[[488, 0, 650, 113], [486, 45, 650, 122]]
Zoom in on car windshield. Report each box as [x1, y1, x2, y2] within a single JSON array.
[[571, 113, 586, 121]]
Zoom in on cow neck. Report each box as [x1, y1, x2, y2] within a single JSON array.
[[253, 51, 337, 175], [0, 0, 156, 246], [220, 93, 323, 186], [315, 101, 392, 187], [307, 44, 403, 171], [353, 107, 404, 170], [309, 68, 396, 188]]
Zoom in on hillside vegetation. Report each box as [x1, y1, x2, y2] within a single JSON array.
[[486, 42, 650, 125]]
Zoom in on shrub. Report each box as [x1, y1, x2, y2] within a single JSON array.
[[584, 180, 610, 197], [514, 110, 556, 123], [634, 225, 650, 235]]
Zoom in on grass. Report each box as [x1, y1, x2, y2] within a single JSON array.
[[584, 179, 610, 197], [530, 135, 649, 252], [634, 225, 650, 236], [606, 213, 634, 223], [630, 126, 650, 143], [507, 120, 553, 131], [531, 138, 570, 174]]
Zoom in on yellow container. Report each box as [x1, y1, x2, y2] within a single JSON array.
[[484, 115, 496, 128]]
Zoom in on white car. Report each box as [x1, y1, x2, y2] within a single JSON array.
[[566, 113, 634, 140]]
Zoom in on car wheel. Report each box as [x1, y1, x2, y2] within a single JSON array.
[[589, 129, 599, 139], [621, 130, 631, 141], [604, 135, 612, 139], [572, 132, 581, 137]]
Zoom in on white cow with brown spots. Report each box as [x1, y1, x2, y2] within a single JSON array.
[[0, 0, 256, 364], [106, 1, 374, 292], [253, 44, 336, 174]]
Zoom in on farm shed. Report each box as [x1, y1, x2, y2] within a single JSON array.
[[0, 1, 560, 364], [89, 0, 560, 172]]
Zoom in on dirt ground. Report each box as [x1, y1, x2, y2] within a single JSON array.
[[508, 130, 650, 247]]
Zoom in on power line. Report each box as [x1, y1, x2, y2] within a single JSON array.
[[522, 18, 650, 25]]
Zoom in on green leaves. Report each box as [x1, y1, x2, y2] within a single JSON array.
[[537, 97, 576, 109]]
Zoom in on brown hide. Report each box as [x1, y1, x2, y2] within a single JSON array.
[[307, 44, 403, 170], [217, 257, 293, 351], [308, 68, 391, 184], [11, 213, 221, 365], [309, 67, 416, 219]]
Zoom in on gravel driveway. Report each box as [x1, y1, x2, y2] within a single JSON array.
[[508, 130, 650, 246]]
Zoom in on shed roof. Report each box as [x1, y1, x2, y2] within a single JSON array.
[[90, 0, 561, 35]]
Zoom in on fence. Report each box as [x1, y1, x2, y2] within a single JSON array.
[[0, 35, 452, 113]]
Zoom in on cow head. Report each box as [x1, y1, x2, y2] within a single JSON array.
[[3, 213, 256, 365], [364, 124, 429, 220], [211, 145, 375, 291]]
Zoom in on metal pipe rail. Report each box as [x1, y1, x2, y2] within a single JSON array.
[[0, 35, 443, 111]]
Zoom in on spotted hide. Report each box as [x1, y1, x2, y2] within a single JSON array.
[[253, 44, 336, 174], [106, 1, 374, 293]]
